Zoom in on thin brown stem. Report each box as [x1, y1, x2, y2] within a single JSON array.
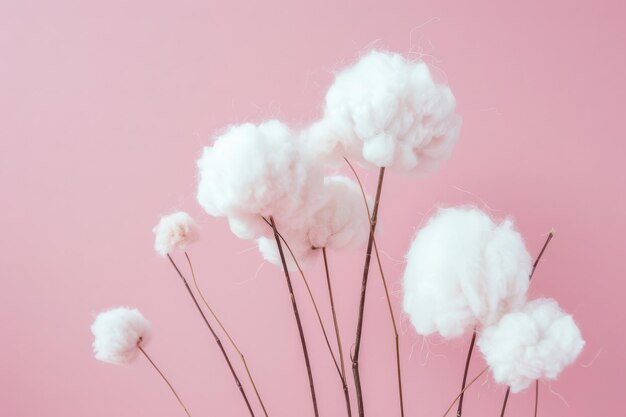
[[531, 230, 554, 280], [269, 217, 319, 417], [456, 330, 477, 417], [323, 248, 352, 417], [137, 343, 192, 417], [371, 239, 404, 417], [262, 217, 342, 378], [534, 380, 539, 417], [497, 230, 554, 416], [499, 387, 511, 417], [442, 367, 489, 417], [345, 159, 404, 417], [351, 165, 385, 417], [166, 255, 255, 417], [184, 252, 269, 417]]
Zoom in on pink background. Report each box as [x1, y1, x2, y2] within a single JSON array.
[[2, 0, 624, 416]]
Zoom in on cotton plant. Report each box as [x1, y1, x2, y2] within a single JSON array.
[[91, 307, 191, 416], [152, 211, 260, 417], [403, 207, 584, 417], [303, 50, 464, 416], [91, 49, 584, 417]]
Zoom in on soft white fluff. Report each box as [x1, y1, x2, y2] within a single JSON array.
[[305, 50, 461, 173], [91, 307, 151, 365], [153, 211, 199, 256], [478, 299, 584, 393], [256, 175, 371, 270], [307, 175, 371, 249], [197, 120, 322, 240], [402, 207, 532, 339], [257, 232, 318, 272]]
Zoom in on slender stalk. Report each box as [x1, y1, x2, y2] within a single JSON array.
[[531, 230, 554, 280], [534, 380, 539, 417], [370, 239, 404, 417], [269, 217, 319, 417], [499, 387, 511, 417], [442, 367, 489, 417], [137, 343, 192, 417], [262, 217, 342, 378], [456, 330, 477, 417], [497, 230, 554, 417], [323, 248, 352, 417], [345, 159, 404, 417], [184, 252, 269, 417], [166, 255, 255, 417], [351, 166, 386, 417]]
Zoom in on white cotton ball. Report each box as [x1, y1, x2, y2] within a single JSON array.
[[91, 307, 151, 365], [307, 50, 461, 173], [307, 175, 371, 250], [196, 120, 323, 239], [478, 299, 584, 393], [402, 206, 532, 339], [257, 232, 319, 272], [153, 211, 199, 256]]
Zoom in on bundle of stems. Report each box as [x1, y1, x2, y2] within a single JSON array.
[[141, 169, 556, 417]]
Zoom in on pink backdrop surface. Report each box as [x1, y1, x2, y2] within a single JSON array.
[[2, 0, 624, 416]]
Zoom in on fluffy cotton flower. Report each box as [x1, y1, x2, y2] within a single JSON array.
[[153, 212, 199, 256], [307, 175, 371, 249], [91, 307, 151, 365], [478, 299, 584, 393], [305, 50, 461, 173], [197, 120, 322, 240], [402, 206, 532, 339]]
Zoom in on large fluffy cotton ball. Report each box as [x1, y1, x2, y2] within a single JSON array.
[[153, 211, 199, 256], [197, 120, 321, 240], [478, 299, 584, 393], [307, 175, 371, 249], [307, 50, 461, 173], [91, 307, 151, 365], [402, 206, 532, 339]]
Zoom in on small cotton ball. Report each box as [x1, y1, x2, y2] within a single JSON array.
[[402, 206, 532, 339], [478, 298, 584, 393], [196, 120, 323, 239], [307, 175, 371, 250], [257, 231, 319, 272], [91, 307, 151, 365], [308, 50, 461, 173], [153, 211, 199, 256]]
